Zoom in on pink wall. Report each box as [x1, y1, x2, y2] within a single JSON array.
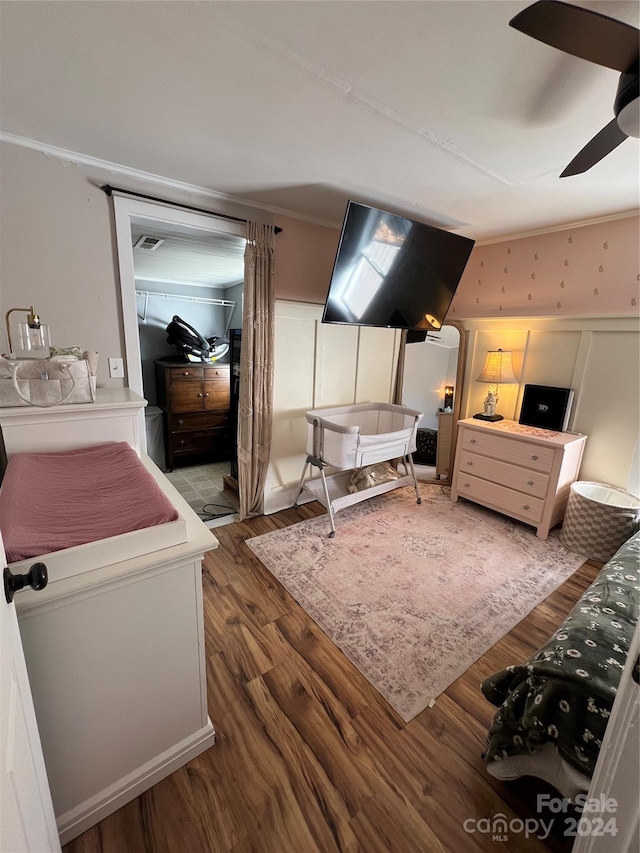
[[274, 215, 340, 304], [449, 215, 639, 319]]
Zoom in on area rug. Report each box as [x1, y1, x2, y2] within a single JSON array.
[[246, 485, 586, 721]]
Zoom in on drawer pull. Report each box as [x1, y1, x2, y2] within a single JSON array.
[[182, 371, 190, 376], [464, 482, 470, 488], [469, 439, 476, 444], [204, 392, 210, 397], [179, 439, 186, 446], [467, 461, 473, 466], [527, 480, 534, 486], [197, 393, 204, 398], [532, 454, 539, 460], [523, 504, 530, 511], [177, 419, 184, 426]]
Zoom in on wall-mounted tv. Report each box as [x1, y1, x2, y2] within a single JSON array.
[[322, 201, 475, 331]]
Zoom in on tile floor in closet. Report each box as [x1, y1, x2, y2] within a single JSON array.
[[165, 461, 239, 520]]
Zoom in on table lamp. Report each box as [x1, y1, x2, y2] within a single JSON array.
[[5, 306, 51, 359], [473, 349, 519, 421]]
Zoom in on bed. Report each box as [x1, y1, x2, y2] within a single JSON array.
[[294, 402, 423, 537], [481, 530, 640, 799]]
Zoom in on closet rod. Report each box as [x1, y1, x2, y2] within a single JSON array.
[[135, 289, 236, 329], [101, 185, 283, 234], [135, 289, 236, 307]]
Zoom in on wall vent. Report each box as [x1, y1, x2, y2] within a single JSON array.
[[133, 235, 165, 251]]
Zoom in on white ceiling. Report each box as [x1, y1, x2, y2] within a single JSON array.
[[131, 219, 245, 289], [0, 1, 638, 240]]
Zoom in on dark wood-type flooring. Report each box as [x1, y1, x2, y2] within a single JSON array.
[[64, 502, 599, 853]]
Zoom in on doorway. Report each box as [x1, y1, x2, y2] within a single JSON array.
[[114, 196, 246, 525]]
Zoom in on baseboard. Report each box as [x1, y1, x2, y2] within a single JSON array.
[[263, 481, 315, 515], [57, 721, 216, 846]]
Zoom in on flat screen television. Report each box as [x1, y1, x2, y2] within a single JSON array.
[[322, 201, 475, 331]]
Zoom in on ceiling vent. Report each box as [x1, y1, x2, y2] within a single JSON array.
[[133, 235, 165, 251]]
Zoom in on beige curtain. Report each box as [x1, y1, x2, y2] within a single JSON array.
[[238, 222, 275, 519]]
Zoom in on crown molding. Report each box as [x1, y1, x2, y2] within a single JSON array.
[[2, 131, 636, 241], [0, 131, 339, 229], [475, 209, 639, 246]]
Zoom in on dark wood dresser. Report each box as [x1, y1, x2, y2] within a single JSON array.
[[155, 358, 231, 470]]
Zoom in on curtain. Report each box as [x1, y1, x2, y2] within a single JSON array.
[[238, 222, 275, 519]]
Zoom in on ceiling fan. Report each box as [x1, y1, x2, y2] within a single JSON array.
[[509, 0, 639, 176]]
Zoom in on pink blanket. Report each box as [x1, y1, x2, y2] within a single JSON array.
[[0, 442, 179, 563]]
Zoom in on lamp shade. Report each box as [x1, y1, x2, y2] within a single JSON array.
[[476, 349, 519, 384]]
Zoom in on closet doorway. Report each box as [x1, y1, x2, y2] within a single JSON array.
[[114, 196, 246, 526]]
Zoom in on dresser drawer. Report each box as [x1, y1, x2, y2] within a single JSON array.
[[169, 366, 203, 381], [461, 429, 554, 473], [458, 450, 549, 499], [172, 428, 229, 455], [206, 366, 229, 379], [456, 472, 544, 523], [171, 412, 229, 432]]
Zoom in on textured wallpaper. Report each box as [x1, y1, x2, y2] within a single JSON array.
[[449, 214, 639, 319]]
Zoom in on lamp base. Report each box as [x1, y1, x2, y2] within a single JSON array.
[[473, 413, 504, 422]]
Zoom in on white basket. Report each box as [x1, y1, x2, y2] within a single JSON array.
[[561, 481, 640, 562]]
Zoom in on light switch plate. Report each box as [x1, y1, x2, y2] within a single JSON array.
[[108, 357, 125, 378]]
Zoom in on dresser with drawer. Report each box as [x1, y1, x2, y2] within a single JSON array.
[[155, 358, 231, 470], [450, 418, 587, 539]]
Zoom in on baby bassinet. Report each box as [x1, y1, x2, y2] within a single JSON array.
[[294, 402, 423, 536]]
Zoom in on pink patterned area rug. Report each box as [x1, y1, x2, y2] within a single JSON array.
[[247, 485, 586, 721]]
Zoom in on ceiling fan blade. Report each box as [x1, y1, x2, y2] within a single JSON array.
[[560, 118, 628, 176], [510, 1, 639, 73]]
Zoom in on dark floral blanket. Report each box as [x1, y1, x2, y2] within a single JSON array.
[[482, 531, 640, 777]]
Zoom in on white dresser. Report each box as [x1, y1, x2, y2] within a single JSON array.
[[450, 418, 587, 539], [2, 390, 218, 844]]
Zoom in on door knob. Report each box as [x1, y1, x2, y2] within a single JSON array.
[[4, 562, 48, 604]]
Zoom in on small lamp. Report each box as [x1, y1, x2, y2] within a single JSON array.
[[5, 306, 51, 359], [444, 385, 454, 410], [473, 349, 519, 422]]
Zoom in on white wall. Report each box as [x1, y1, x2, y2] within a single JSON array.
[[459, 316, 640, 492], [0, 142, 270, 388], [265, 301, 401, 514]]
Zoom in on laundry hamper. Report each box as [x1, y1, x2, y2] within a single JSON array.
[[560, 481, 640, 562]]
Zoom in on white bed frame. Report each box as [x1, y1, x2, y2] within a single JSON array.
[[294, 402, 423, 536]]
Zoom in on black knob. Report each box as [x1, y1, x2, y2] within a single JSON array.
[[4, 562, 48, 604]]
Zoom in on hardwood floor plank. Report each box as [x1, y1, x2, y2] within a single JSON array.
[[261, 662, 375, 816], [186, 752, 249, 853], [245, 676, 361, 853], [138, 768, 211, 853], [203, 677, 327, 853], [201, 574, 283, 681], [349, 787, 447, 853], [274, 609, 405, 726]]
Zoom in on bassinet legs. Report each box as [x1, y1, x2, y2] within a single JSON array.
[[294, 455, 337, 537], [294, 454, 420, 538]]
